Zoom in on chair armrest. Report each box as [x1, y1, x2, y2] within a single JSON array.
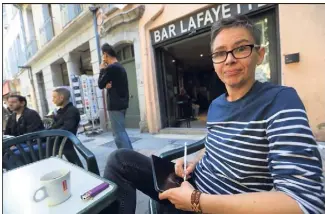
[[74, 143, 100, 175], [159, 138, 206, 161]]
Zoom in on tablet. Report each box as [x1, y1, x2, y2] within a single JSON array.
[[151, 155, 183, 193]]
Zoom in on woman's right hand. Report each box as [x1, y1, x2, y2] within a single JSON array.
[[175, 158, 197, 179]]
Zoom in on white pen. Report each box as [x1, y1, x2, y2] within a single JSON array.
[[183, 142, 187, 181]]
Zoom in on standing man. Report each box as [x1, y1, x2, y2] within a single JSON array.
[[4, 95, 44, 136], [98, 43, 133, 149], [51, 87, 82, 166]]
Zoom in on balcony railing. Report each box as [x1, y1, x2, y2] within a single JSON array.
[[39, 17, 54, 46], [60, 4, 83, 27], [25, 38, 38, 60]]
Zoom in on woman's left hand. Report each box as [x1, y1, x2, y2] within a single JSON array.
[[159, 181, 195, 211]]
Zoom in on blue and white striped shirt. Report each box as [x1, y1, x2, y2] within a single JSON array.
[[194, 81, 325, 214]]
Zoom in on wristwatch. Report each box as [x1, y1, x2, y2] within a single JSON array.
[[191, 190, 202, 213]]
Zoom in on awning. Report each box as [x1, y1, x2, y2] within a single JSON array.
[[3, 81, 11, 96]]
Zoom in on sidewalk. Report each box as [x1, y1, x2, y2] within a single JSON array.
[[76, 128, 205, 214]]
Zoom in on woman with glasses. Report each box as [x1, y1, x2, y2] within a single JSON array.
[[100, 15, 324, 214]]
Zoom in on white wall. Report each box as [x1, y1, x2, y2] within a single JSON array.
[[31, 18, 93, 73], [29, 11, 94, 114]]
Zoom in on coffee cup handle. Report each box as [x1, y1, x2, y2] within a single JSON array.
[[33, 186, 48, 202]]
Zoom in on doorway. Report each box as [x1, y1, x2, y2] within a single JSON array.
[[116, 44, 141, 128]]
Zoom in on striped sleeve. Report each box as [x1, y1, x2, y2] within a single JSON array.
[[266, 88, 325, 214]]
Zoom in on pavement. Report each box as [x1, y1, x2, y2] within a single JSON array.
[[75, 129, 325, 214], [76, 128, 205, 214]]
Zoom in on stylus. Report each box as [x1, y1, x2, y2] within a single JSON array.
[[183, 142, 187, 181]]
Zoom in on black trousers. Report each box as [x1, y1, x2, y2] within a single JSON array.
[[100, 149, 197, 214]]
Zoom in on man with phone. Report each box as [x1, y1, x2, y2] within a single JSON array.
[[98, 43, 133, 149], [100, 16, 324, 214]]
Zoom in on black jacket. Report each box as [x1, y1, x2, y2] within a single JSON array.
[[51, 102, 80, 135], [4, 107, 44, 136], [98, 62, 129, 111]]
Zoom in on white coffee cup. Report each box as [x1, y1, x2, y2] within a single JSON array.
[[33, 169, 71, 206]]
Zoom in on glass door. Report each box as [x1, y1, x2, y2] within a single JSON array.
[[156, 48, 179, 127]]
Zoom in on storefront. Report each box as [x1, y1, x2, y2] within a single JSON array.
[[149, 4, 278, 129], [139, 4, 325, 141]]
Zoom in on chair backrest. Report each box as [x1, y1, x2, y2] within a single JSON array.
[[2, 130, 99, 174]]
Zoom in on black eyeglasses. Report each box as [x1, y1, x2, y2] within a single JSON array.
[[211, 44, 260, 64]]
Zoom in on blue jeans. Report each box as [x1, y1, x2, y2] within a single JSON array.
[[108, 110, 133, 149]]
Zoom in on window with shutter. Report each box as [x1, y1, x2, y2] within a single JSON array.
[[117, 44, 134, 63], [61, 4, 82, 27]]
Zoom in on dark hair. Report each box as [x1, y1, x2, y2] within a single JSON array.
[[210, 15, 261, 51], [53, 87, 71, 101], [101, 43, 117, 58], [8, 95, 27, 107]]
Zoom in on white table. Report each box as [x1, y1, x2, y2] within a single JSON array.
[[3, 135, 15, 142], [3, 157, 118, 214]]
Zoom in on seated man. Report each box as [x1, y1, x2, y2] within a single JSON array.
[[3, 95, 44, 170], [177, 88, 193, 120], [100, 15, 324, 214], [4, 95, 44, 136], [51, 87, 82, 167]]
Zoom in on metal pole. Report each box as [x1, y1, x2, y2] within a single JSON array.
[[89, 5, 108, 131], [92, 10, 102, 65]]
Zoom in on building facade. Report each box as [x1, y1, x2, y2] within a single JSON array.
[[3, 4, 147, 132], [3, 4, 27, 103], [3, 4, 325, 141]]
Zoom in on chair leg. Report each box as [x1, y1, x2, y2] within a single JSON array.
[[148, 199, 158, 214], [186, 119, 191, 128]]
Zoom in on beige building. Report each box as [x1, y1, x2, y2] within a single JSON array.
[[113, 4, 324, 140]]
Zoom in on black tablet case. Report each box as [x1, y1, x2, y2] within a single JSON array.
[[151, 155, 183, 193]]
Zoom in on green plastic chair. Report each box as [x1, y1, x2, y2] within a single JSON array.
[[2, 129, 100, 175]]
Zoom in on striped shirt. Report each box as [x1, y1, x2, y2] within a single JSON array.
[[194, 81, 325, 214]]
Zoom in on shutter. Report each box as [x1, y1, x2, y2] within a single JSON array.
[[67, 4, 75, 22], [60, 4, 68, 26]]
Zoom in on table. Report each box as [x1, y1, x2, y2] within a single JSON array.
[[3, 157, 118, 214], [3, 135, 15, 142]]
